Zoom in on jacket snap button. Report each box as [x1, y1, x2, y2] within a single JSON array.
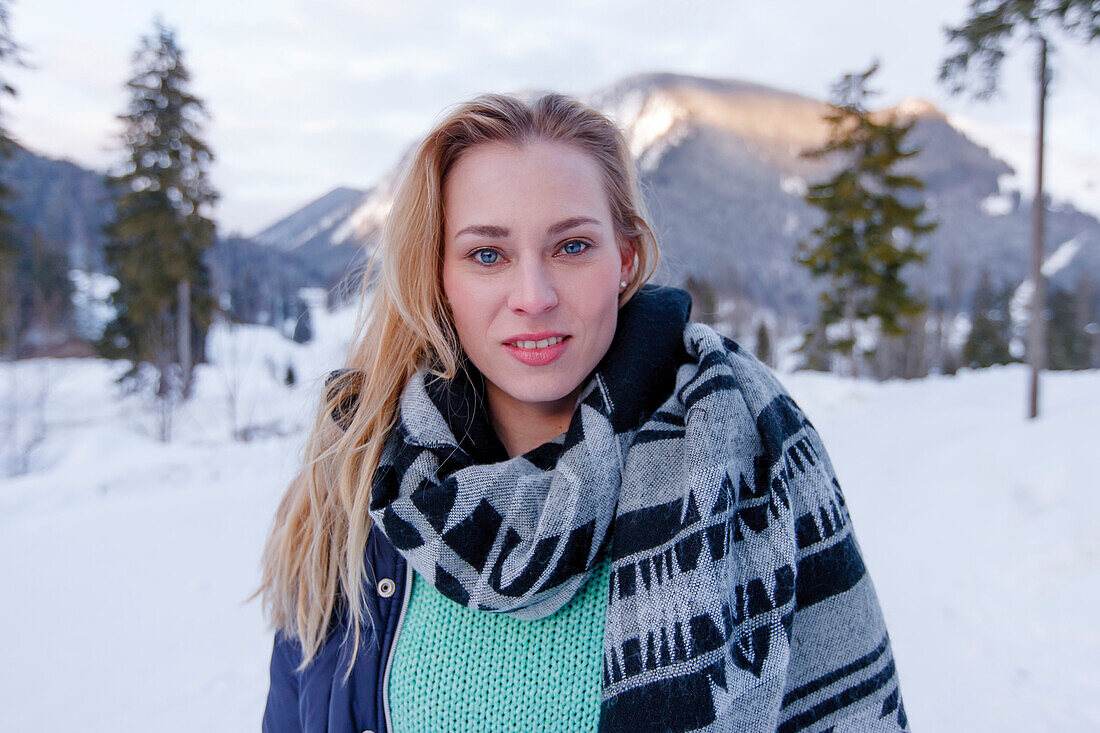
[[376, 578, 395, 598]]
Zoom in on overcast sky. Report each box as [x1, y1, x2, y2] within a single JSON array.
[[6, 0, 1100, 236]]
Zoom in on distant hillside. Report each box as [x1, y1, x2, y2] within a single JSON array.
[[0, 142, 113, 272], [0, 144, 327, 354], [250, 186, 366, 282], [259, 71, 1100, 325]]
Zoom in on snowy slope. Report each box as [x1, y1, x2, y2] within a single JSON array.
[[948, 113, 1100, 220], [0, 308, 1097, 731]]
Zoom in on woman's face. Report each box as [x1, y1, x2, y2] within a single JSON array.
[[441, 139, 635, 423]]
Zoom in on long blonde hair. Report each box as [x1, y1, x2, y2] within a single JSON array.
[[254, 91, 662, 672]]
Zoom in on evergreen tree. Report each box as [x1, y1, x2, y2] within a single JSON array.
[[795, 59, 937, 379], [99, 18, 218, 402], [962, 268, 1014, 368], [17, 230, 72, 354], [872, 308, 932, 380], [1046, 283, 1091, 369], [290, 294, 312, 344], [0, 0, 27, 357], [1076, 268, 1100, 368], [940, 0, 1100, 416], [796, 319, 832, 373], [683, 274, 717, 326], [754, 319, 773, 368]]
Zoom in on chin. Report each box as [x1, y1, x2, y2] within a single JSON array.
[[496, 375, 582, 407]]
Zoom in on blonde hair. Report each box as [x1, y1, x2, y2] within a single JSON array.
[[253, 91, 661, 673]]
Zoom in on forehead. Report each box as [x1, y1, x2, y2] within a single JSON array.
[[442, 140, 611, 234]]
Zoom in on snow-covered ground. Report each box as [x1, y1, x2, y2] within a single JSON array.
[[0, 304, 1097, 732]]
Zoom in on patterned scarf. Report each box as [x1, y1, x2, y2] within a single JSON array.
[[366, 284, 909, 732]]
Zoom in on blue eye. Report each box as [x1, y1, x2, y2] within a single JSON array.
[[474, 249, 499, 264], [561, 240, 588, 255]]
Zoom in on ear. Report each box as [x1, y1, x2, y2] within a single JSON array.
[[618, 235, 637, 283]]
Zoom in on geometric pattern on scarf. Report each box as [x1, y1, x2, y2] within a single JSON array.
[[365, 286, 910, 732]]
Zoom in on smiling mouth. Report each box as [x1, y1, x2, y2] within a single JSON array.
[[506, 335, 569, 350]]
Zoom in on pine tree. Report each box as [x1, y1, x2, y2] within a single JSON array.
[[100, 18, 218, 404], [796, 59, 937, 379], [0, 0, 27, 357], [940, 1, 1100, 416], [1076, 268, 1100, 368], [290, 294, 312, 344], [19, 230, 72, 354], [754, 319, 773, 368], [796, 320, 832, 373], [962, 268, 1014, 368], [683, 274, 717, 326], [873, 307, 932, 380], [1046, 283, 1090, 370]]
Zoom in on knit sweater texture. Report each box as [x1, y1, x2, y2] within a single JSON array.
[[388, 543, 614, 731]]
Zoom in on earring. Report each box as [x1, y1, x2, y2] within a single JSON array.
[[620, 280, 628, 288]]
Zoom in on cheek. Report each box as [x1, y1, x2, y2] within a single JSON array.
[[569, 274, 620, 344], [443, 271, 489, 337], [582, 263, 623, 312]]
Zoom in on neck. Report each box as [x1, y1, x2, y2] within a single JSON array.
[[485, 381, 582, 458]]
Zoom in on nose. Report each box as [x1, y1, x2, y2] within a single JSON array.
[[507, 258, 558, 315]]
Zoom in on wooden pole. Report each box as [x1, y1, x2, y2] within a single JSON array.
[[178, 277, 192, 399], [1027, 35, 1048, 420]]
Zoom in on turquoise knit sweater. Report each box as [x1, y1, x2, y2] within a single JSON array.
[[388, 547, 613, 731]]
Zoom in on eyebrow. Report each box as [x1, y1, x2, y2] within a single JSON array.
[[454, 216, 602, 240]]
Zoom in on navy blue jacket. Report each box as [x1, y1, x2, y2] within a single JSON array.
[[261, 365, 515, 732], [262, 523, 411, 733]]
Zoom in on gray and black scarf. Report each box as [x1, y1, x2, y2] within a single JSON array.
[[365, 284, 910, 732]]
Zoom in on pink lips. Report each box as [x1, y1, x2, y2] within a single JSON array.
[[502, 333, 570, 366]]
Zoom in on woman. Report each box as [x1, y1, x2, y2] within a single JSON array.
[[257, 92, 910, 733]]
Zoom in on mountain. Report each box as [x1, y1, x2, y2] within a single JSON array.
[[263, 72, 1100, 326], [584, 73, 1099, 316], [250, 186, 367, 284], [250, 144, 417, 288], [6, 71, 1097, 362], [945, 113, 1100, 221], [252, 186, 366, 251], [0, 142, 114, 272], [0, 144, 328, 354]]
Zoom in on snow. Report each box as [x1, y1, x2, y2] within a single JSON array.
[[68, 269, 119, 341], [893, 97, 939, 119], [947, 113, 1100, 220], [1010, 234, 1087, 342], [785, 365, 1100, 732], [1, 303, 1098, 731], [980, 190, 1015, 216], [603, 88, 692, 173], [780, 174, 808, 197], [332, 187, 394, 246], [1040, 235, 1085, 278], [783, 211, 799, 236], [284, 203, 359, 251]]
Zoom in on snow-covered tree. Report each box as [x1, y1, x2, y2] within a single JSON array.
[[796, 59, 937, 379], [99, 17, 218, 418]]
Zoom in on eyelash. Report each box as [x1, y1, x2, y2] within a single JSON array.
[[469, 239, 591, 265]]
